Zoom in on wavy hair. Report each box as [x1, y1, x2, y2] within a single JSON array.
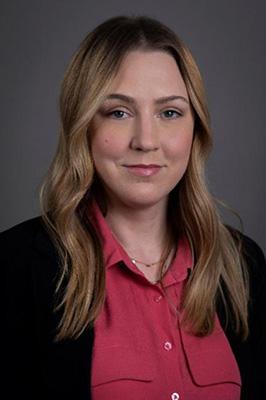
[[39, 15, 249, 341]]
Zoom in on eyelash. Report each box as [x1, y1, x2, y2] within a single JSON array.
[[107, 110, 129, 119], [106, 109, 182, 120], [161, 110, 182, 119]]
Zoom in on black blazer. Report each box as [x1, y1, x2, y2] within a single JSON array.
[[2, 216, 266, 400]]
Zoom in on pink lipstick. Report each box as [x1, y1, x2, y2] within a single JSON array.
[[124, 164, 162, 177]]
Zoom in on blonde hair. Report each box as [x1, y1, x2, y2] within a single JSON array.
[[40, 15, 248, 341]]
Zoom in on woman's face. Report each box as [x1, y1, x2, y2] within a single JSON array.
[[90, 50, 194, 210]]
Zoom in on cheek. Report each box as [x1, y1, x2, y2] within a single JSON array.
[[166, 131, 193, 162], [91, 129, 128, 162]]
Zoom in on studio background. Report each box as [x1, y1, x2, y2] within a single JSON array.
[[1, 0, 265, 253]]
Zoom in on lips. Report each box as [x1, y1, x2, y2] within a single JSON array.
[[123, 164, 163, 177]]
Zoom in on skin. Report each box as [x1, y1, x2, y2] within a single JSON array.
[[90, 50, 194, 282]]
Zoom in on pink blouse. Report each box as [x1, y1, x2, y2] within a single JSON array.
[[89, 200, 241, 400]]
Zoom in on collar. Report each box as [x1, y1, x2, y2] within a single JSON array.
[[88, 199, 123, 269], [163, 235, 193, 287], [87, 199, 194, 285]]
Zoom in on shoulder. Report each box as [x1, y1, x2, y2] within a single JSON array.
[[242, 234, 266, 293], [0, 216, 58, 261], [1, 215, 45, 242], [226, 225, 266, 284], [239, 230, 265, 268], [2, 217, 61, 323], [1, 216, 60, 294]]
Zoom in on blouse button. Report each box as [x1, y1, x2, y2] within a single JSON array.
[[171, 393, 179, 400], [154, 295, 162, 302], [164, 341, 173, 351]]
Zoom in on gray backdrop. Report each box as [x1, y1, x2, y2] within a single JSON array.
[[1, 0, 265, 253]]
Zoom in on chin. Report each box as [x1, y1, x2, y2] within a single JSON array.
[[113, 191, 168, 210]]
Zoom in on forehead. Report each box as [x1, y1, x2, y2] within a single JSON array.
[[108, 50, 188, 98]]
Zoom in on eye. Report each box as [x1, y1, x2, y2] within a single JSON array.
[[107, 109, 129, 119], [161, 109, 182, 119]]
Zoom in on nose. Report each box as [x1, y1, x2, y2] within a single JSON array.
[[130, 112, 160, 152]]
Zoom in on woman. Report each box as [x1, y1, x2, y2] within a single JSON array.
[[2, 15, 265, 400]]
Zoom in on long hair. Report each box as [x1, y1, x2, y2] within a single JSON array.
[[40, 15, 249, 341]]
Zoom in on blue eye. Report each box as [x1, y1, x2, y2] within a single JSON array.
[[109, 110, 128, 119], [162, 110, 181, 119]]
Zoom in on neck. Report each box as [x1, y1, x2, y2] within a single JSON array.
[[104, 198, 169, 262]]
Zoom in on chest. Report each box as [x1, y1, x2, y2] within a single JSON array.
[[90, 262, 241, 400]]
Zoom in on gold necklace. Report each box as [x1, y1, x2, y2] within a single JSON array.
[[111, 228, 175, 270], [130, 256, 166, 268]]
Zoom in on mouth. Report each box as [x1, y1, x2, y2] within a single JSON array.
[[123, 164, 164, 177]]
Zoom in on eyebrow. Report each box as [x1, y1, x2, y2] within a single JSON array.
[[104, 93, 189, 105]]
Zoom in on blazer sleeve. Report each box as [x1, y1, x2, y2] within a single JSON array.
[[220, 229, 266, 400], [2, 217, 94, 400], [243, 234, 266, 399], [0, 218, 59, 399]]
